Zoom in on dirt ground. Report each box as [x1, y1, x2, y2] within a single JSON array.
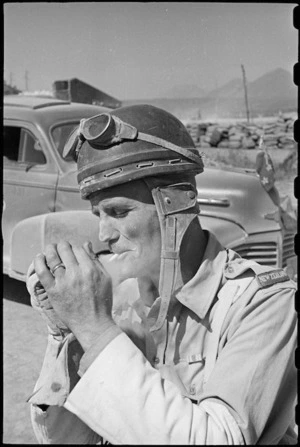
[[3, 276, 48, 444]]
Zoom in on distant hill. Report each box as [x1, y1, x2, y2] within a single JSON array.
[[205, 67, 295, 99], [247, 68, 295, 99], [206, 78, 243, 98], [123, 68, 296, 120]]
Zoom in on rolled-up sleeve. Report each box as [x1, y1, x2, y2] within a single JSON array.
[[28, 334, 104, 444]]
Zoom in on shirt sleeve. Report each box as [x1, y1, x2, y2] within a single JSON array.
[[27, 333, 83, 406], [28, 333, 106, 444], [64, 332, 244, 444], [31, 403, 102, 444], [64, 282, 296, 445], [78, 325, 123, 377]]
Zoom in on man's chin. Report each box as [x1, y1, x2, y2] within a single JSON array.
[[106, 261, 137, 284], [113, 278, 140, 308]]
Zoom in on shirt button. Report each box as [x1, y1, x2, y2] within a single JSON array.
[[153, 357, 160, 365], [51, 382, 62, 392], [189, 385, 196, 395], [227, 266, 234, 274]]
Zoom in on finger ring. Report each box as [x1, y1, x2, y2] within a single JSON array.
[[50, 262, 66, 275]]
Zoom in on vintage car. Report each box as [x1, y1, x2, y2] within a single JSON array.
[[3, 95, 297, 283]]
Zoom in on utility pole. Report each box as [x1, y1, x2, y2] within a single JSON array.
[[25, 70, 29, 91], [241, 64, 250, 123], [214, 77, 219, 118]]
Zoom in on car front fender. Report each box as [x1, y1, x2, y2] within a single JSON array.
[[199, 214, 248, 248], [8, 210, 107, 282]]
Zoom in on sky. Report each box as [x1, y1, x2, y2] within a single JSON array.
[[4, 2, 297, 100]]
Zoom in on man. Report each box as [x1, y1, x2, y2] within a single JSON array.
[[256, 135, 297, 232], [255, 134, 279, 206], [27, 105, 297, 444]]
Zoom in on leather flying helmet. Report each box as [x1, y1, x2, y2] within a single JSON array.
[[63, 104, 204, 198]]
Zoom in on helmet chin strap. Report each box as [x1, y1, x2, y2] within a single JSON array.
[[143, 179, 199, 332]]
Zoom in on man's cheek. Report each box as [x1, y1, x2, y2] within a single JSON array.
[[145, 214, 161, 237], [147, 223, 161, 250]]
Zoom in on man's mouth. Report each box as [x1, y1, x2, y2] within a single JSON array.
[[108, 250, 131, 262]]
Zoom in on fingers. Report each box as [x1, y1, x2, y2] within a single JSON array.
[[72, 244, 95, 265], [73, 244, 107, 276], [27, 261, 35, 279], [55, 241, 78, 269], [27, 272, 43, 294], [43, 243, 66, 281], [44, 243, 63, 270], [26, 271, 38, 295], [34, 240, 108, 289], [75, 242, 111, 281], [34, 253, 55, 289], [82, 241, 97, 260]]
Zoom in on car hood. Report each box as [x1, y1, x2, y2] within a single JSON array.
[[196, 167, 282, 235]]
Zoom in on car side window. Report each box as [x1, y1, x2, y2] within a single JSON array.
[[4, 126, 46, 165], [3, 126, 20, 161], [51, 123, 79, 161]]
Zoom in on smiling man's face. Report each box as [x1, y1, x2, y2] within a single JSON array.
[[90, 180, 161, 286]]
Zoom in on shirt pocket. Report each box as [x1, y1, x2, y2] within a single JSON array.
[[168, 353, 206, 400]]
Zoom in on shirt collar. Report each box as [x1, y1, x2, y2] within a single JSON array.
[[176, 231, 228, 319]]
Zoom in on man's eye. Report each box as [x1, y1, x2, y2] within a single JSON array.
[[112, 209, 129, 218]]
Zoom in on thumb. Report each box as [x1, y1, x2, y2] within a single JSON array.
[[83, 240, 97, 260]]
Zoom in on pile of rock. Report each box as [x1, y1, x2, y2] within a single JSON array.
[[185, 115, 295, 150]]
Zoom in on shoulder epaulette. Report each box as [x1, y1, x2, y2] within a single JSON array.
[[255, 269, 290, 288], [224, 259, 290, 288]]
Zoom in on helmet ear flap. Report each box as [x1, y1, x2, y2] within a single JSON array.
[[144, 178, 200, 332]]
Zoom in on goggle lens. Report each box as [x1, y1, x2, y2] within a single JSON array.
[[82, 114, 113, 142]]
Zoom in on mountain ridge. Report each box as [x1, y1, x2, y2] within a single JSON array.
[[126, 68, 295, 101], [123, 68, 296, 119]]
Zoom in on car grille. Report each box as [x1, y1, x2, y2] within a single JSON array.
[[234, 242, 278, 266], [282, 232, 295, 267]]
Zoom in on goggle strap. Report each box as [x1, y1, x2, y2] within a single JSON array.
[[138, 132, 203, 167]]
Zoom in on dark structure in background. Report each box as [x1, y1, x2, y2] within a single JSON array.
[[53, 78, 122, 109], [4, 80, 21, 95]]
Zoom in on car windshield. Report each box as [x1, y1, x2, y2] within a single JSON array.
[[51, 123, 79, 161]]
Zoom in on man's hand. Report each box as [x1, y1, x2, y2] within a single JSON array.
[[26, 262, 70, 339], [33, 241, 115, 351]]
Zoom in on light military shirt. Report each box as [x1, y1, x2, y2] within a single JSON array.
[[28, 232, 297, 445]]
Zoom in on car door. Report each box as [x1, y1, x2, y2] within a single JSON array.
[[3, 119, 59, 270]]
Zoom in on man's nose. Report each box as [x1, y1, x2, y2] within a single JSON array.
[[98, 216, 119, 243]]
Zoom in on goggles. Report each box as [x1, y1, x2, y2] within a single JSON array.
[[63, 113, 137, 160], [63, 113, 203, 168]]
